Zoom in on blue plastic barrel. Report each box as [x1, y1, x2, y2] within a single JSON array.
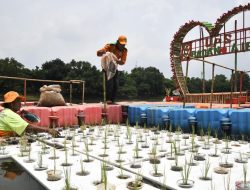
[[169, 108, 196, 132], [196, 109, 229, 133], [146, 107, 170, 127], [228, 109, 250, 136]]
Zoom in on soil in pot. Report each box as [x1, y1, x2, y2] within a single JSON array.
[[61, 163, 73, 167], [177, 179, 194, 188], [149, 158, 161, 164], [166, 154, 175, 160], [76, 170, 89, 176], [221, 148, 232, 154], [159, 149, 167, 153], [188, 161, 198, 166], [24, 158, 36, 163], [99, 154, 109, 157], [117, 151, 127, 154], [104, 165, 114, 171], [214, 167, 228, 174], [117, 174, 131, 179], [166, 139, 173, 143], [127, 181, 143, 190], [171, 165, 183, 171], [34, 164, 48, 171], [208, 153, 220, 157], [202, 145, 210, 150], [194, 154, 205, 161], [150, 171, 163, 177], [231, 143, 241, 147], [176, 151, 185, 156], [235, 158, 248, 164], [126, 141, 134, 145], [130, 163, 141, 169], [49, 156, 59, 160], [199, 176, 212, 181], [219, 162, 233, 168], [213, 139, 222, 144], [239, 140, 248, 145], [116, 159, 125, 163], [141, 144, 149, 148], [47, 170, 62, 181], [133, 156, 143, 159], [83, 158, 94, 163]]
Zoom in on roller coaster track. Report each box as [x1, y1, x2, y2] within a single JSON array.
[[170, 3, 250, 95]]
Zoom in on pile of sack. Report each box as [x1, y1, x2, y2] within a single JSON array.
[[38, 84, 66, 107]]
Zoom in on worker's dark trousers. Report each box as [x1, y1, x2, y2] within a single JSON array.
[[106, 70, 118, 103]]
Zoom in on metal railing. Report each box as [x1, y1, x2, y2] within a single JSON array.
[[0, 75, 85, 105], [185, 91, 248, 104]]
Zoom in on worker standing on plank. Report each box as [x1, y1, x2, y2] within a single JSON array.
[[97, 35, 128, 104]]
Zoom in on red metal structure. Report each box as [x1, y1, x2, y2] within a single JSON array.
[[170, 4, 250, 106]]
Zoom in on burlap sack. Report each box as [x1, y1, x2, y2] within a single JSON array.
[[38, 85, 66, 107], [101, 52, 118, 80]]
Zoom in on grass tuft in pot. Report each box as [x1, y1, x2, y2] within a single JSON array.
[[127, 170, 143, 190], [166, 142, 175, 160], [235, 163, 250, 190], [151, 159, 163, 177], [34, 152, 48, 171], [199, 158, 212, 180], [24, 145, 35, 163], [235, 152, 248, 164], [63, 167, 77, 190], [117, 162, 130, 179], [177, 159, 194, 188], [224, 170, 231, 190], [171, 154, 183, 171], [219, 155, 233, 168], [76, 157, 89, 176], [61, 140, 72, 166]]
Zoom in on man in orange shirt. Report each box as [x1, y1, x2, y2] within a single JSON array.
[[97, 35, 128, 104]]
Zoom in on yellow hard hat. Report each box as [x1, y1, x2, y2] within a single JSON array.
[[118, 35, 127, 45]]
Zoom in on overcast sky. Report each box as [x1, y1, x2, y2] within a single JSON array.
[[0, 0, 249, 79]]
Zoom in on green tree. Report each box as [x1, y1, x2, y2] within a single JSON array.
[[41, 58, 68, 80], [118, 71, 137, 99], [65, 60, 102, 101], [214, 74, 230, 92]]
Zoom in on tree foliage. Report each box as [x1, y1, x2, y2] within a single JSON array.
[[0, 57, 249, 103]]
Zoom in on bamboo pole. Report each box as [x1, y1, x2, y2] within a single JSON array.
[[103, 72, 107, 112], [210, 64, 215, 108], [24, 79, 27, 106], [69, 82, 72, 106], [82, 81, 85, 104]]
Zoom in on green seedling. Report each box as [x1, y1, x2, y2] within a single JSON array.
[[63, 167, 72, 190], [223, 170, 231, 190], [181, 159, 191, 184], [243, 163, 248, 185], [200, 159, 211, 179], [101, 162, 108, 190]]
